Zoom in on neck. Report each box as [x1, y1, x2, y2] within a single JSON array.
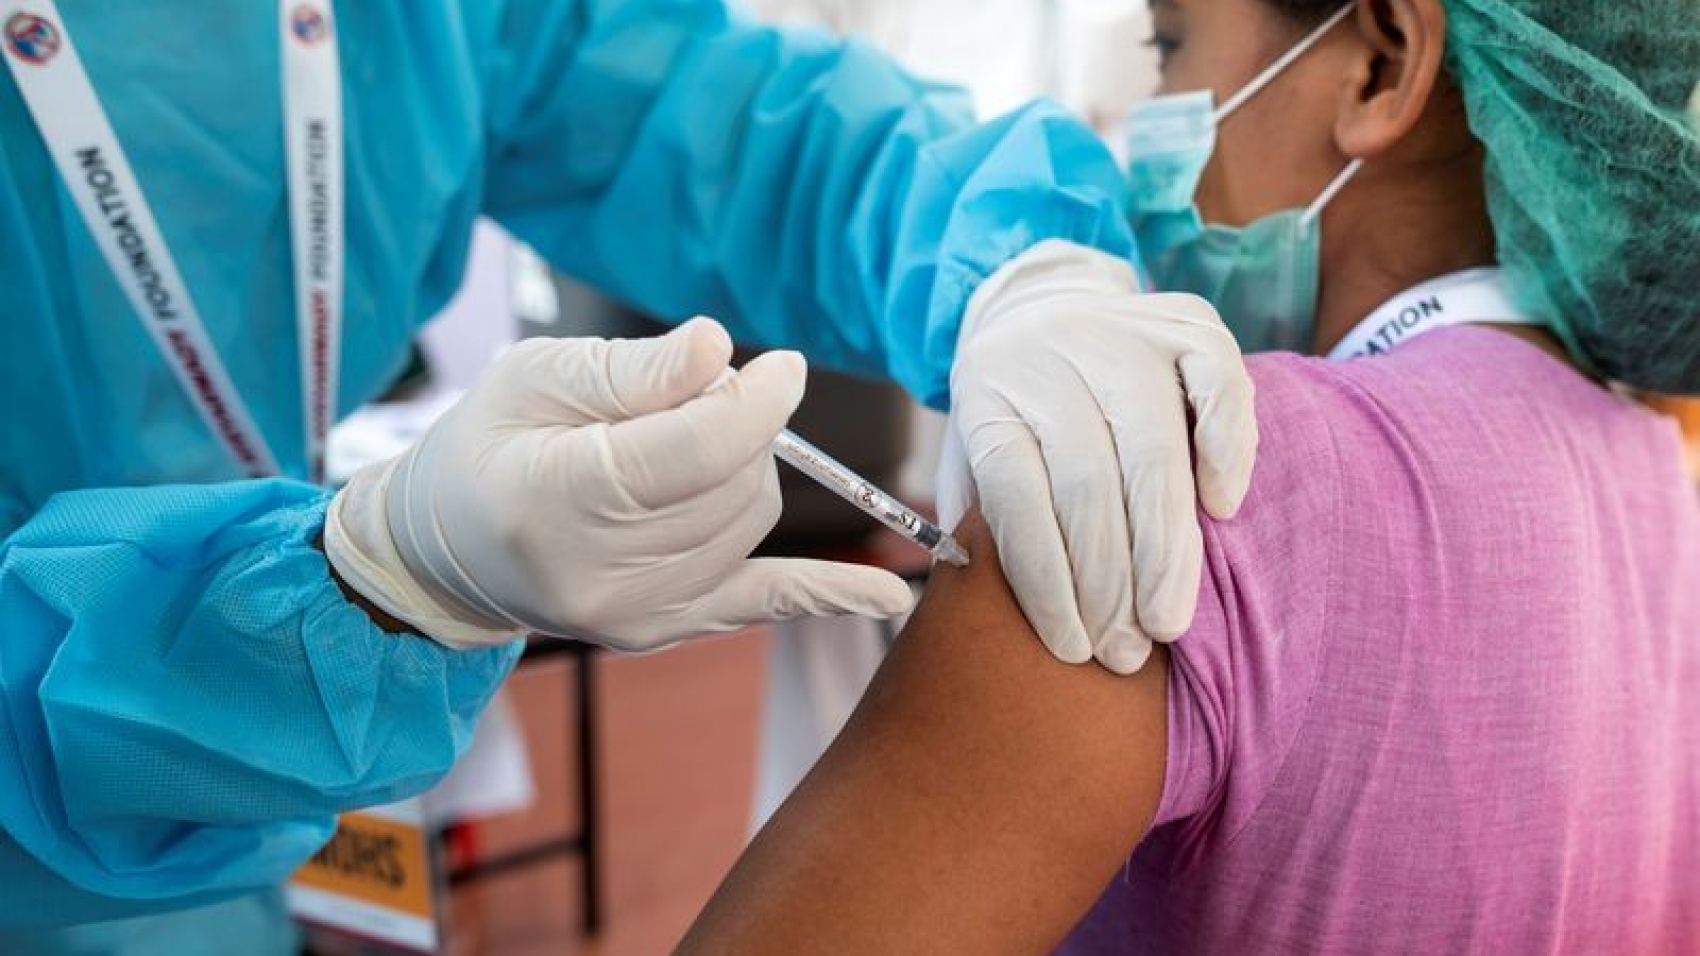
[[1308, 157, 1497, 356]]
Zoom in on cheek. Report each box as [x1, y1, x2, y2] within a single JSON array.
[[1195, 122, 1283, 226], [1159, 45, 1237, 99], [1198, 90, 1339, 226]]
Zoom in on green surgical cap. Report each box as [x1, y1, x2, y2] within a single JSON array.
[[1445, 0, 1700, 393]]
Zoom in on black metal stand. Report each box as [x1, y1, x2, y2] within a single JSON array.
[[444, 640, 602, 936]]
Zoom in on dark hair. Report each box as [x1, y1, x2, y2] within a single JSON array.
[[1263, 0, 1350, 25]]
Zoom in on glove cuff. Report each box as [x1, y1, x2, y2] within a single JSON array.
[[325, 456, 525, 652], [961, 239, 1144, 344]]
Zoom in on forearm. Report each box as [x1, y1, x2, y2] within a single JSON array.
[[319, 534, 416, 635], [481, 0, 1136, 408]]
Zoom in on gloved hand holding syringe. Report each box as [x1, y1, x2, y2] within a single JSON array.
[[772, 429, 970, 568]]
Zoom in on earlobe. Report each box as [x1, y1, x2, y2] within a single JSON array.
[[1333, 0, 1447, 159]]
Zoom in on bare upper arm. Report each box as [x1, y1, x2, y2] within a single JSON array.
[[675, 513, 1169, 956]]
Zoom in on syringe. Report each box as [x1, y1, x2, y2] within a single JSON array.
[[772, 429, 970, 568]]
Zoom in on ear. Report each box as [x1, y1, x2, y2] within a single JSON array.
[[1333, 0, 1447, 158]]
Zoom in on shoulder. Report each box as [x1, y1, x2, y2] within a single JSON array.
[[1157, 341, 1473, 829], [1159, 329, 1596, 830], [1152, 351, 1348, 826]]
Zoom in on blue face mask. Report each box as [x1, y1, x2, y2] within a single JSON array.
[[1126, 3, 1362, 353]]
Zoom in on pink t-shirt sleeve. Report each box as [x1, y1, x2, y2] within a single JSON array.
[[1152, 354, 1342, 848]]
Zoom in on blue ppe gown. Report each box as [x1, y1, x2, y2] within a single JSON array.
[[0, 0, 1136, 936]]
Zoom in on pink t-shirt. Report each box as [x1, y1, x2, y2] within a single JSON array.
[[1059, 327, 1700, 955]]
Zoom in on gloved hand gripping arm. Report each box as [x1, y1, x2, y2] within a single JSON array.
[[942, 243, 1258, 674]]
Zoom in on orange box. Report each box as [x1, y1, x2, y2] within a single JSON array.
[[292, 812, 434, 919]]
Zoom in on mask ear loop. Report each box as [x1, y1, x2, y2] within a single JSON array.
[[1214, 1, 1359, 123], [1299, 157, 1365, 231]]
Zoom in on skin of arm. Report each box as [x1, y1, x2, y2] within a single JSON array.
[[318, 536, 419, 635], [675, 513, 1170, 956]]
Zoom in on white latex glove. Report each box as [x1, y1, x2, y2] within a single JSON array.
[[326, 318, 916, 652], [941, 240, 1258, 675]]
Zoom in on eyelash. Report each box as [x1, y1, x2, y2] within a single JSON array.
[[1143, 35, 1181, 64]]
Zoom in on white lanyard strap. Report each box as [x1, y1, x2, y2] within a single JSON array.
[[2, 0, 343, 482], [282, 0, 343, 483], [1328, 267, 1541, 362]]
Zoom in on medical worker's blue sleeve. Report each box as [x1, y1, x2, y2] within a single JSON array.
[[479, 0, 1137, 410], [0, 481, 520, 924]]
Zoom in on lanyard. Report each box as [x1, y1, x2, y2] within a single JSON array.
[[1327, 267, 1539, 362], [2, 0, 343, 482]]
